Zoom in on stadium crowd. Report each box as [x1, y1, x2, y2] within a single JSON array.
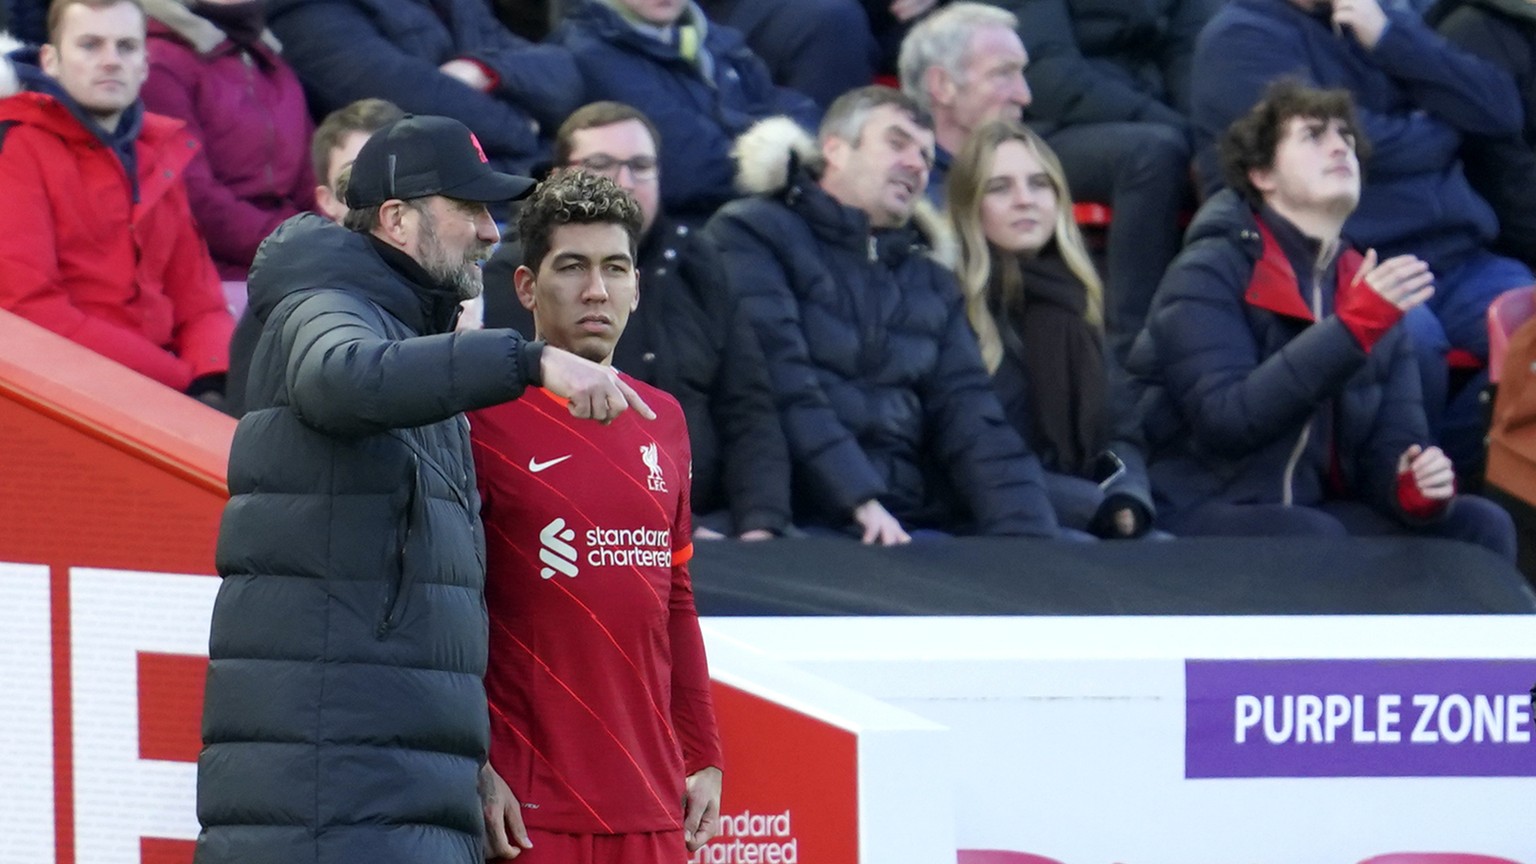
[[1, 0, 1532, 561]]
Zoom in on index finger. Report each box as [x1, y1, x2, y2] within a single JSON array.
[[1376, 258, 1432, 283], [616, 376, 655, 420], [1379, 253, 1425, 269]]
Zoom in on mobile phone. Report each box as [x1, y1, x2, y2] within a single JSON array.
[[1094, 450, 1127, 490]]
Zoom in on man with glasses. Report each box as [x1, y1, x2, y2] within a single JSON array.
[[486, 101, 791, 540]]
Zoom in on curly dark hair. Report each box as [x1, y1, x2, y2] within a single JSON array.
[[1219, 79, 1372, 209], [517, 170, 644, 273]]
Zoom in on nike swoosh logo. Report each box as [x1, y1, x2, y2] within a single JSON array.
[[528, 454, 572, 473]]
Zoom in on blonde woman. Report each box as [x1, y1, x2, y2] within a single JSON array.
[[947, 118, 1156, 538]]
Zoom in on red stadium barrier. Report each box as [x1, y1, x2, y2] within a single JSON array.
[[0, 308, 867, 864]]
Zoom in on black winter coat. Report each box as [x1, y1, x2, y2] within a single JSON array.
[[267, 0, 580, 171], [197, 215, 540, 864], [702, 164, 1057, 536], [1435, 0, 1536, 269], [1128, 192, 1430, 521], [992, 0, 1212, 135], [482, 217, 792, 535]]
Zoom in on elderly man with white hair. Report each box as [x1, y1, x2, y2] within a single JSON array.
[[899, 1, 1193, 362]]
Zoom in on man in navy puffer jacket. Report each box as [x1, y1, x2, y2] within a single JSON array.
[[1131, 82, 1514, 559], [268, 0, 580, 174], [704, 87, 1059, 543], [1190, 0, 1534, 477]]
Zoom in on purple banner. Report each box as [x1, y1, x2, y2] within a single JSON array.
[[1186, 659, 1536, 778]]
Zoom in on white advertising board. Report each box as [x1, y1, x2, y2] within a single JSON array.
[[705, 616, 1536, 864]]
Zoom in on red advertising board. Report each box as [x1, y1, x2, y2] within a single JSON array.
[[0, 311, 232, 864], [705, 682, 859, 863]]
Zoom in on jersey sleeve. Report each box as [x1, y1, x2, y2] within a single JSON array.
[[666, 400, 721, 774]]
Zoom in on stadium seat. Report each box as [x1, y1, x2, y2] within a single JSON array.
[[1488, 284, 1536, 385], [1072, 202, 1112, 228], [957, 851, 1069, 864]]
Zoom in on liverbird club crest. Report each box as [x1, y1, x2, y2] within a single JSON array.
[[640, 442, 666, 492]]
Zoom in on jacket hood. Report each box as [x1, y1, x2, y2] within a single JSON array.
[[142, 0, 282, 54], [0, 33, 23, 98], [248, 214, 465, 335], [730, 115, 956, 265], [1182, 188, 1262, 249], [732, 115, 820, 197], [0, 54, 150, 201]]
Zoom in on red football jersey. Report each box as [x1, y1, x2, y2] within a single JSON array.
[[470, 380, 722, 835]]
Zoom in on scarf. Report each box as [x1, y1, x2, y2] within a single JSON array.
[[599, 0, 713, 79], [995, 248, 1108, 477]]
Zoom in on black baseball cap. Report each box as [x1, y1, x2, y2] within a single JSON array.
[[343, 114, 535, 208]]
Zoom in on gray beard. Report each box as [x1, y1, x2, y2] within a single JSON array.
[[418, 216, 489, 302], [428, 260, 483, 303]]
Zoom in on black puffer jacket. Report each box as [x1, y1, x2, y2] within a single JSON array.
[[702, 123, 1057, 536], [197, 215, 539, 864], [1128, 191, 1429, 521], [993, 0, 1210, 135]]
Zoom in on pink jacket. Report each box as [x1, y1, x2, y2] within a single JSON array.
[[143, 3, 314, 279]]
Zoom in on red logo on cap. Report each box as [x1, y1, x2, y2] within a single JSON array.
[[469, 132, 488, 164]]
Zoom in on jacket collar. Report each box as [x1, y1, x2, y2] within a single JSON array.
[[366, 235, 466, 335], [574, 0, 724, 64], [0, 77, 154, 192], [1246, 210, 1364, 322], [781, 161, 930, 264]]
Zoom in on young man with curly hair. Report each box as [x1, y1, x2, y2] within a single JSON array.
[[470, 170, 725, 863]]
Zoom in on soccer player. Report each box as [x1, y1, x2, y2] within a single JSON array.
[[470, 170, 725, 863]]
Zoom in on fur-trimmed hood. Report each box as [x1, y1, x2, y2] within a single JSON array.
[[730, 115, 956, 267], [0, 33, 25, 99], [142, 0, 281, 54]]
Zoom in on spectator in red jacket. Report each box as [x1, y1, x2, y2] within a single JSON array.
[[0, 0, 233, 403], [140, 0, 314, 280]]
